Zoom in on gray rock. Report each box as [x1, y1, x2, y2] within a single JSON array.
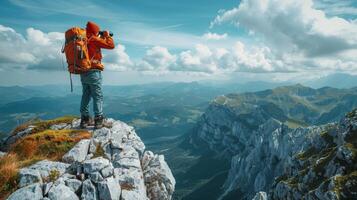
[[43, 182, 53, 196], [142, 151, 175, 200], [86, 153, 94, 160], [114, 168, 147, 200], [7, 183, 43, 200], [113, 146, 141, 169], [100, 164, 114, 178], [82, 179, 98, 200], [0, 151, 6, 158], [89, 171, 104, 183], [26, 160, 70, 178], [83, 157, 110, 174], [48, 183, 79, 200], [103, 143, 113, 160], [2, 126, 34, 151], [63, 139, 90, 163], [336, 145, 353, 164], [97, 177, 121, 200], [63, 173, 77, 179], [121, 190, 148, 200], [92, 128, 111, 145], [50, 123, 69, 130], [19, 168, 42, 188], [71, 119, 81, 129], [89, 139, 98, 154], [65, 179, 82, 193]]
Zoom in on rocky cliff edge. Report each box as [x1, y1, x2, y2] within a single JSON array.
[[0, 118, 175, 200]]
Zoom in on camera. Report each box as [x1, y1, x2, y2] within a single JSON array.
[[98, 31, 113, 37]]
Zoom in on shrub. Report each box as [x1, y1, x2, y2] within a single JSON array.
[[0, 153, 20, 199]]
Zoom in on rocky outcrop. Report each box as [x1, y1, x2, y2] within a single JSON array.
[[267, 109, 357, 199], [6, 118, 175, 200], [192, 98, 356, 199]]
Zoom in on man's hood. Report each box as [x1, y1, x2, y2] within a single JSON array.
[[86, 21, 100, 35]]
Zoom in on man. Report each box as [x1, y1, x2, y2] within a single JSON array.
[[80, 21, 115, 129]]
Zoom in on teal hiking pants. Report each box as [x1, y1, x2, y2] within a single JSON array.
[[80, 70, 103, 117]]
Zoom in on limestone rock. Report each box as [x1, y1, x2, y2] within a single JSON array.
[[65, 178, 82, 193], [97, 177, 121, 200], [48, 183, 79, 200], [142, 151, 175, 200], [83, 157, 110, 174], [89, 171, 104, 183], [81, 179, 98, 200], [62, 139, 90, 163], [6, 118, 175, 200], [19, 168, 42, 188], [26, 160, 69, 178], [7, 183, 43, 200]]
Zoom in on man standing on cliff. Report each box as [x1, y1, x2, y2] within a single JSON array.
[[80, 21, 115, 129]]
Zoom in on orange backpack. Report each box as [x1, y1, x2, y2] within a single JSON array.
[[62, 27, 91, 74]]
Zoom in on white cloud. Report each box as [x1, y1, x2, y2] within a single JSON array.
[[202, 32, 228, 40], [176, 44, 218, 73], [103, 44, 133, 71], [210, 0, 357, 73], [0, 25, 63, 70], [211, 0, 357, 56], [136, 46, 177, 71], [314, 0, 357, 17], [0, 24, 296, 74]]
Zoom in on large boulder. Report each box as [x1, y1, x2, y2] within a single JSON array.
[[26, 160, 69, 178], [113, 146, 141, 169], [81, 179, 99, 200], [48, 183, 79, 200], [18, 168, 42, 188], [142, 151, 176, 200], [65, 179, 82, 193], [7, 183, 43, 200], [97, 177, 121, 200], [83, 157, 110, 174], [62, 139, 90, 163]]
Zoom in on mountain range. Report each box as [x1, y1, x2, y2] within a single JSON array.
[[1, 74, 357, 199]]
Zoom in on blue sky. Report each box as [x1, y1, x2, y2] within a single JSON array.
[[0, 0, 356, 85]]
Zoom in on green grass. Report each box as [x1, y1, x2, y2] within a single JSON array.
[[0, 128, 91, 199], [11, 116, 77, 136]]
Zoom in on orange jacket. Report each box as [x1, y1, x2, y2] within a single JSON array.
[[86, 21, 115, 70]]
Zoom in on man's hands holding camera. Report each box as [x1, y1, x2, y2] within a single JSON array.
[[99, 31, 114, 37]]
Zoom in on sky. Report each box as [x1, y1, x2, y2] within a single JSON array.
[[0, 0, 356, 86]]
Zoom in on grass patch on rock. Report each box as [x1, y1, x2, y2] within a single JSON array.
[[0, 128, 90, 199], [11, 116, 77, 136], [93, 143, 105, 158]]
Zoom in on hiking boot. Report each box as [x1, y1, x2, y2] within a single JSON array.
[[80, 115, 91, 129], [94, 115, 104, 129]]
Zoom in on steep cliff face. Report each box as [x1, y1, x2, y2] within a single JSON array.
[[1, 118, 175, 200], [268, 110, 357, 199], [190, 87, 357, 199], [191, 103, 327, 199]]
